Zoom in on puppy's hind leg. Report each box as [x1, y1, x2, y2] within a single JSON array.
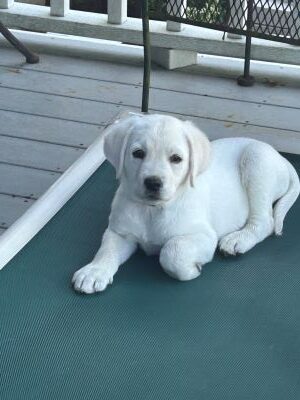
[[219, 142, 286, 256]]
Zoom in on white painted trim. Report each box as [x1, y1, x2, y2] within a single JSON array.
[[0, 128, 106, 270], [1, 3, 300, 66]]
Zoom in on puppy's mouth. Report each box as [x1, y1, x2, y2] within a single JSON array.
[[144, 195, 162, 206], [131, 189, 172, 206], [142, 191, 172, 206], [146, 193, 161, 201]]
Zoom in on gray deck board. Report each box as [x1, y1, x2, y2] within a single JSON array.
[[0, 49, 298, 108], [0, 136, 84, 172], [0, 45, 299, 233], [0, 163, 60, 199], [0, 193, 35, 229], [0, 109, 103, 148], [0, 67, 299, 132], [0, 87, 120, 125]]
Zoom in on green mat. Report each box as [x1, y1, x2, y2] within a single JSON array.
[[0, 154, 300, 400]]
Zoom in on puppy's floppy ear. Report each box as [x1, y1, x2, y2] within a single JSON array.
[[104, 113, 142, 179], [184, 121, 211, 187]]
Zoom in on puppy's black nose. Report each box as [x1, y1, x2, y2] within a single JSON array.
[[144, 176, 163, 192]]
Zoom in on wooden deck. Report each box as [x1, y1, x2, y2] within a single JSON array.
[[0, 41, 299, 235]]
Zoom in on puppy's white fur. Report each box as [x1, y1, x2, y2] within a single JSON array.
[[72, 114, 300, 293]]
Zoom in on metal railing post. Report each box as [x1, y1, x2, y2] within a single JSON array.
[[237, 0, 255, 86], [0, 0, 39, 63], [141, 0, 150, 113]]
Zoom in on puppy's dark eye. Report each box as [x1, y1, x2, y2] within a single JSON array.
[[132, 149, 145, 159], [170, 154, 182, 164]]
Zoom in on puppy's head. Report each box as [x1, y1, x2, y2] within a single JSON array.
[[104, 113, 210, 205]]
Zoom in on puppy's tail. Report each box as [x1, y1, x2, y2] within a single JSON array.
[[273, 161, 300, 236]]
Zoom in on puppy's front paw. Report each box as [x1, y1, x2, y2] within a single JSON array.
[[160, 238, 202, 281], [72, 264, 113, 294]]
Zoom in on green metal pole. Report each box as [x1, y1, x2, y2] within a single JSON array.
[[0, 21, 39, 64], [141, 0, 151, 113]]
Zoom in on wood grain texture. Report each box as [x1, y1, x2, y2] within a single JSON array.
[[0, 109, 103, 148], [0, 163, 60, 198], [0, 193, 34, 228], [0, 68, 298, 132], [0, 86, 121, 125], [0, 54, 298, 109], [0, 136, 84, 172]]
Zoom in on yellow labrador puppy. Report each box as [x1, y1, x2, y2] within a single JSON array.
[[72, 114, 299, 293]]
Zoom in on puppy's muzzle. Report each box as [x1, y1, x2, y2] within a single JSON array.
[[144, 176, 163, 195]]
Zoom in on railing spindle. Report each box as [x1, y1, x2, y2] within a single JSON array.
[[0, 0, 14, 9], [50, 0, 69, 17], [166, 0, 187, 32], [108, 0, 127, 24]]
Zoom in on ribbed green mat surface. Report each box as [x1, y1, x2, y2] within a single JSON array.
[[0, 155, 300, 400]]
